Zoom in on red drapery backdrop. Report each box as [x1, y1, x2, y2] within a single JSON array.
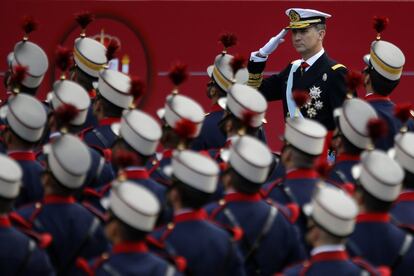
[[1, 1, 413, 150]]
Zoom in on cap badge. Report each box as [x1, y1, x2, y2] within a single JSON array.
[[289, 10, 301, 22]]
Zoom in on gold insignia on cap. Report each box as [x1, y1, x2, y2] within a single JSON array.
[[289, 10, 301, 22]]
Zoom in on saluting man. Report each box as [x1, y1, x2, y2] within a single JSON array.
[[248, 8, 349, 132]]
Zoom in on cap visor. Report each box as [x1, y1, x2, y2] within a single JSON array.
[[220, 149, 230, 163], [207, 65, 214, 78], [351, 164, 362, 179], [302, 203, 313, 217], [387, 148, 396, 159], [163, 165, 173, 177], [218, 97, 227, 110], [156, 108, 166, 120], [111, 123, 121, 136], [363, 54, 370, 66]]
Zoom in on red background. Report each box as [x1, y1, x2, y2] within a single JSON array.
[[1, 1, 413, 151]]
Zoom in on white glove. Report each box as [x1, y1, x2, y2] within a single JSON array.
[[258, 29, 288, 57]]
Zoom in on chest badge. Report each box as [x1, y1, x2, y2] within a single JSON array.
[[304, 86, 324, 118]]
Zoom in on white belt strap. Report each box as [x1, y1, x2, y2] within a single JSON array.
[[286, 60, 303, 118]]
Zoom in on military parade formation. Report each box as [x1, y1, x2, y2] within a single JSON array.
[[0, 7, 413, 276]]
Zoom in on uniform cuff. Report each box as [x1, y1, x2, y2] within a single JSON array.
[[250, 51, 268, 63]]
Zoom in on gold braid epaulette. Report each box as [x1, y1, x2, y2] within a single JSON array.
[[247, 73, 263, 89]]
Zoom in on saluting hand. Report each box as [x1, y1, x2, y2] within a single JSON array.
[[258, 29, 289, 57]]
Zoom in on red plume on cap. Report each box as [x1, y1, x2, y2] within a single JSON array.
[[230, 54, 246, 78], [394, 103, 414, 124], [373, 16, 389, 40], [168, 62, 188, 87], [75, 11, 94, 36], [129, 76, 145, 104], [106, 38, 120, 61], [219, 32, 237, 53], [241, 110, 256, 128], [10, 65, 28, 90], [55, 46, 73, 77], [367, 118, 388, 142], [11, 65, 28, 84], [21, 16, 38, 40], [175, 118, 197, 139], [292, 90, 310, 108], [113, 150, 139, 169], [345, 70, 364, 95], [54, 103, 79, 125]]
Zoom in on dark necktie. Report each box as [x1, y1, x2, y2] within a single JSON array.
[[300, 61, 309, 76]]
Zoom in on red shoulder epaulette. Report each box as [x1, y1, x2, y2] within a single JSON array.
[[78, 126, 94, 140], [76, 257, 94, 276], [9, 211, 53, 248], [352, 257, 390, 276], [81, 201, 107, 222], [266, 200, 300, 224]]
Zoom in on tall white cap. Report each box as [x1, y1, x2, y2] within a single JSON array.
[[224, 84, 268, 128], [390, 133, 414, 174], [207, 54, 248, 93], [98, 69, 133, 109], [44, 134, 91, 189], [364, 40, 405, 81], [303, 184, 358, 237], [51, 80, 91, 126], [229, 135, 273, 183], [172, 150, 219, 194], [4, 94, 47, 142], [74, 37, 107, 78], [284, 118, 327, 155], [159, 94, 205, 138], [11, 41, 48, 88], [115, 110, 162, 156], [352, 150, 404, 202], [335, 98, 378, 149], [110, 181, 160, 232], [0, 154, 22, 199]]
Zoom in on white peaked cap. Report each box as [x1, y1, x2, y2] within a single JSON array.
[[44, 134, 91, 189], [162, 94, 204, 138], [229, 135, 273, 183], [285, 8, 331, 29], [74, 37, 107, 78], [227, 84, 267, 128], [51, 80, 91, 126], [11, 41, 48, 88], [284, 117, 327, 155], [207, 53, 248, 93], [352, 150, 404, 202], [98, 69, 133, 109], [303, 184, 358, 237], [285, 8, 331, 19], [0, 154, 22, 199], [110, 181, 160, 232], [118, 109, 162, 156], [5, 94, 47, 142], [172, 150, 219, 193], [336, 98, 378, 149]]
